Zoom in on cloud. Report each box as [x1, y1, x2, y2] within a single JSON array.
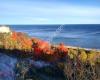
[[0, 0, 100, 24], [26, 17, 49, 23]]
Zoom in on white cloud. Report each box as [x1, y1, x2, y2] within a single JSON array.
[[26, 17, 48, 22], [0, 1, 100, 24]]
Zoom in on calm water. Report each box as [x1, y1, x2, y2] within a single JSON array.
[[10, 24, 100, 49], [0, 24, 100, 80]]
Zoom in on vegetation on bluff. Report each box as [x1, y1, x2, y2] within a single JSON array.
[[0, 31, 100, 63], [0, 31, 100, 80], [0, 32, 32, 51]]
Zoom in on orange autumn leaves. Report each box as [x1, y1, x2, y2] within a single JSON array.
[[11, 32, 17, 40], [57, 43, 68, 53], [32, 38, 52, 56], [11, 32, 33, 51], [32, 38, 68, 55], [0, 32, 33, 51], [32, 38, 68, 61]]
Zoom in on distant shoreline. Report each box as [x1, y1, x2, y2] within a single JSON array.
[[67, 45, 100, 52], [54, 45, 100, 52]]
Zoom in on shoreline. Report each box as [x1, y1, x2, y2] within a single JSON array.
[[66, 45, 100, 52], [54, 45, 100, 52]]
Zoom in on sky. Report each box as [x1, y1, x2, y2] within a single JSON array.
[[0, 0, 100, 24]]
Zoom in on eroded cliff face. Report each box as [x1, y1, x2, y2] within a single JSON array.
[[0, 26, 11, 33]]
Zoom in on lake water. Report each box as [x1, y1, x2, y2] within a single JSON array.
[[11, 24, 100, 49]]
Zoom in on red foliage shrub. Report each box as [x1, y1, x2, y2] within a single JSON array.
[[11, 32, 17, 40], [57, 43, 68, 53], [11, 32, 33, 51]]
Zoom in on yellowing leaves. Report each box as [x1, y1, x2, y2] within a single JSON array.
[[0, 32, 33, 52], [68, 49, 76, 59], [78, 50, 87, 63]]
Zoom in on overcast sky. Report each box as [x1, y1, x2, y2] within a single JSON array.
[[0, 0, 100, 24]]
